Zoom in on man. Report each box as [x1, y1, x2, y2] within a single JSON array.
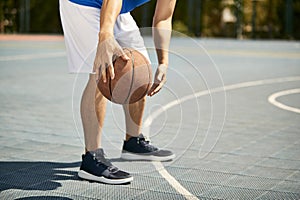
[[60, 0, 177, 184]]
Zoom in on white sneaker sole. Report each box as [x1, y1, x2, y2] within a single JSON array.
[[78, 170, 133, 185], [121, 152, 175, 161]]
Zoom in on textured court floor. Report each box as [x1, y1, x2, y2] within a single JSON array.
[[0, 35, 300, 199]]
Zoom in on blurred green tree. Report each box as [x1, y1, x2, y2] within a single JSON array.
[[0, 0, 299, 39], [29, 0, 61, 33]]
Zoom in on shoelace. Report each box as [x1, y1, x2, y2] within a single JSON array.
[[137, 137, 158, 152], [107, 165, 119, 173], [93, 157, 119, 173], [93, 153, 113, 168]]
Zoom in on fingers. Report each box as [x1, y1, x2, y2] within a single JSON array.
[[116, 48, 130, 61], [148, 66, 167, 96], [100, 64, 115, 83], [93, 61, 100, 82], [156, 71, 164, 82], [93, 54, 115, 83], [147, 81, 165, 97], [108, 64, 115, 80], [147, 83, 157, 96], [100, 65, 107, 83], [152, 82, 164, 94], [147, 84, 156, 96], [93, 37, 122, 83], [121, 54, 130, 61], [96, 66, 101, 82]]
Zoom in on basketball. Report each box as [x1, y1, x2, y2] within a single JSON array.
[[97, 48, 152, 104]]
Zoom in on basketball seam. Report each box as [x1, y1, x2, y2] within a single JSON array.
[[108, 71, 113, 102], [143, 59, 152, 98], [124, 49, 135, 104]]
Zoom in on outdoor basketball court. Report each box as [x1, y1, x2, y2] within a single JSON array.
[[0, 35, 299, 199]]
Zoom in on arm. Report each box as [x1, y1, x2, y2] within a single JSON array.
[[148, 0, 176, 96], [99, 0, 122, 41], [93, 0, 129, 82], [152, 0, 176, 66]]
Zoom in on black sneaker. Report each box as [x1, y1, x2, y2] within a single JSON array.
[[78, 148, 133, 184], [121, 134, 175, 161]]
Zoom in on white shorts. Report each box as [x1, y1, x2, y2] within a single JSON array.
[[59, 0, 150, 73]]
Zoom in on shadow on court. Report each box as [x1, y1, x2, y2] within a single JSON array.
[[0, 161, 80, 192]]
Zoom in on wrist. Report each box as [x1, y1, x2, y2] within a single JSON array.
[[159, 63, 168, 67], [98, 31, 114, 42], [158, 64, 168, 72]]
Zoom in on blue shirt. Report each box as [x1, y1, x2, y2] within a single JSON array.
[[69, 0, 150, 13]]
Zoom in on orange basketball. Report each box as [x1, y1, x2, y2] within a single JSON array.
[[97, 49, 152, 104]]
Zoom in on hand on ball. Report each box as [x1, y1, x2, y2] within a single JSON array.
[[93, 35, 129, 83], [148, 64, 167, 97]]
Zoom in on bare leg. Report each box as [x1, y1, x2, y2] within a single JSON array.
[[121, 96, 175, 161], [80, 74, 107, 152], [79, 74, 134, 184], [123, 97, 146, 140]]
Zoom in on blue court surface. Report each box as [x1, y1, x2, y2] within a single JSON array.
[[0, 35, 300, 199]]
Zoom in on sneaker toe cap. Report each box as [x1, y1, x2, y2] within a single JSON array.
[[104, 169, 132, 179], [154, 149, 174, 157]]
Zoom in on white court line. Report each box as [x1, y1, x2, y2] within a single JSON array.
[[152, 162, 199, 200], [148, 76, 300, 200], [268, 88, 300, 114], [0, 52, 66, 61]]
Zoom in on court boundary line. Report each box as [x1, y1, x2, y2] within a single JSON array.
[[268, 88, 300, 114], [148, 76, 300, 200], [152, 161, 199, 200]]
